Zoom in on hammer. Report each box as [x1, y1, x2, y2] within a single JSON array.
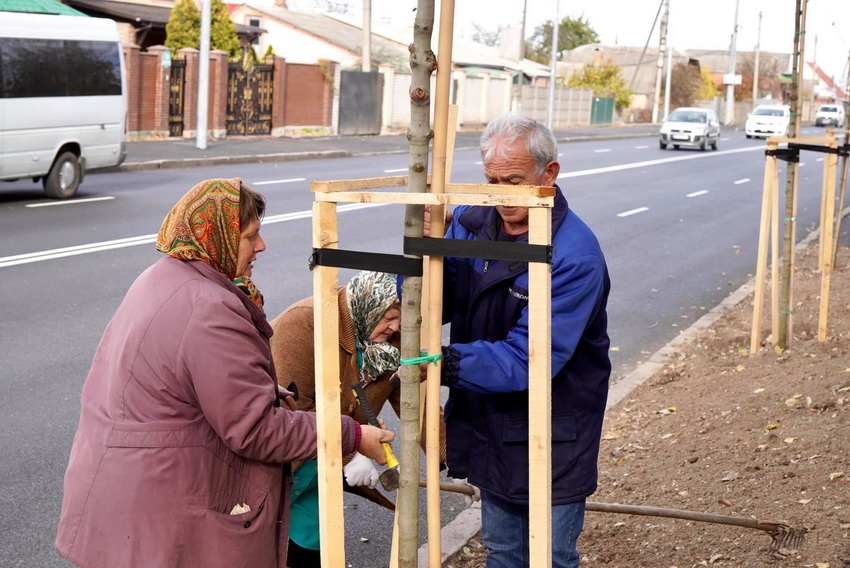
[[350, 382, 400, 491]]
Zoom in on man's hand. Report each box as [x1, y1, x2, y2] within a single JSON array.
[[358, 424, 395, 465], [423, 205, 453, 238], [450, 477, 480, 507], [343, 452, 380, 489]]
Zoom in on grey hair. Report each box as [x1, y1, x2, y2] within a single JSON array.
[[479, 113, 558, 175]]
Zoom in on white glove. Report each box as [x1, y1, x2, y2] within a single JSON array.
[[343, 452, 380, 489], [451, 477, 481, 507]]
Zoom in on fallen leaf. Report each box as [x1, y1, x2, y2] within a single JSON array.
[[709, 554, 724, 563], [609, 346, 620, 352], [764, 424, 780, 431], [829, 472, 845, 480], [657, 407, 677, 415], [783, 437, 797, 444], [360, 537, 369, 543], [792, 393, 803, 399], [613, 522, 626, 527], [753, 387, 766, 393], [815, 563, 830, 568], [677, 490, 689, 497], [660, 433, 674, 439], [838, 386, 850, 392], [785, 398, 800, 407], [718, 499, 732, 507], [721, 471, 740, 482], [735, 364, 746, 372], [601, 430, 620, 441], [798, 499, 812, 505]]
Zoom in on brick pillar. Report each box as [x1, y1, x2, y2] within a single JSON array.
[[269, 55, 287, 137], [209, 49, 229, 139], [146, 46, 171, 135], [123, 44, 141, 136], [179, 47, 199, 138]]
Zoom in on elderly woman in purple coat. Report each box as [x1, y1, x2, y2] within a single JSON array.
[[55, 178, 392, 568]]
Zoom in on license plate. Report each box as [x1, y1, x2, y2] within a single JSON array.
[[672, 134, 689, 141]]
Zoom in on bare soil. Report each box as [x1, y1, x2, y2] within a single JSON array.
[[447, 244, 850, 568]]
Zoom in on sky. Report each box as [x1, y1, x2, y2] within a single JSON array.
[[284, 0, 850, 84]]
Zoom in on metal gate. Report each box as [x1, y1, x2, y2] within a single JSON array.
[[338, 71, 383, 135], [169, 58, 187, 137], [590, 97, 614, 125], [227, 61, 274, 136]]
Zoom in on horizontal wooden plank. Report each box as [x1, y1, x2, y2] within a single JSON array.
[[311, 176, 411, 192], [765, 135, 840, 145], [445, 183, 556, 197], [313, 190, 554, 207], [312, 177, 555, 198]]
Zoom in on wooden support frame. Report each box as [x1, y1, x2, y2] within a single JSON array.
[[311, 182, 554, 568], [750, 136, 840, 352]]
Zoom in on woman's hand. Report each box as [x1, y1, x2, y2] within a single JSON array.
[[423, 205, 453, 238], [357, 424, 395, 465], [276, 385, 297, 411]]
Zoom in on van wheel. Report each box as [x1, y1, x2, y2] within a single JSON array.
[[711, 140, 718, 150], [659, 141, 667, 150], [43, 152, 81, 199], [699, 139, 707, 151]]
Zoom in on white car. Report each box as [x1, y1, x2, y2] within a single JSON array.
[[659, 107, 720, 151], [745, 104, 790, 138], [815, 104, 846, 127]]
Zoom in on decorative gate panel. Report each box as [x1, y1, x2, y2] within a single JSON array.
[[227, 62, 274, 135], [169, 58, 186, 137]]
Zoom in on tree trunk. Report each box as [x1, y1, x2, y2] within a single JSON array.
[[398, 1, 435, 566]]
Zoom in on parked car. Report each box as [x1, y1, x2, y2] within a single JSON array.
[[815, 104, 846, 127], [745, 104, 790, 138], [659, 107, 720, 151]]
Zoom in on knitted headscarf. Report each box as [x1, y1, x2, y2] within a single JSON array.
[[346, 271, 400, 380], [155, 178, 264, 309]]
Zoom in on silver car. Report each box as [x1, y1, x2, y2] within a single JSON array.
[[659, 107, 720, 151]]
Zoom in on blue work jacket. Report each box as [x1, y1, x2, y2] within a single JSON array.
[[442, 185, 611, 505]]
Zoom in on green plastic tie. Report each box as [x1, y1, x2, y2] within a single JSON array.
[[784, 217, 796, 221], [780, 310, 795, 314], [400, 352, 442, 366]]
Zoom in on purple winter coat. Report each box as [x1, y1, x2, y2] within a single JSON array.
[[56, 257, 359, 568]]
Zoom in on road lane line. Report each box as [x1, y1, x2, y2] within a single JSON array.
[[382, 168, 408, 173], [26, 196, 115, 208], [617, 207, 649, 218], [0, 203, 386, 269], [720, 137, 730, 141], [252, 178, 306, 185], [733, 178, 750, 184], [635, 145, 649, 149], [816, 157, 824, 162], [687, 190, 709, 197], [799, 162, 806, 167], [594, 149, 611, 153], [557, 145, 762, 179]]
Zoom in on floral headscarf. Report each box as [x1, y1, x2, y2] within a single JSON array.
[[346, 271, 400, 380], [156, 178, 264, 309]]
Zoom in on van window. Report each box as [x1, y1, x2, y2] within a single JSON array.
[[0, 38, 122, 98]]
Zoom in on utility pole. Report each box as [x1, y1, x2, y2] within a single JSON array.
[[663, 41, 672, 120], [361, 0, 371, 71], [651, 0, 668, 124], [724, 0, 740, 125], [753, 11, 762, 104], [196, 0, 210, 150], [520, 0, 528, 61], [546, 0, 560, 129], [811, 34, 818, 113], [777, 0, 808, 350]]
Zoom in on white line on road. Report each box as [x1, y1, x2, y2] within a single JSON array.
[[816, 157, 824, 162], [635, 145, 649, 149], [617, 207, 649, 218], [687, 190, 709, 197], [26, 196, 115, 208], [557, 145, 762, 180], [799, 162, 806, 167], [594, 149, 612, 153], [0, 203, 386, 269], [733, 178, 750, 184], [720, 137, 730, 141], [252, 178, 306, 185], [382, 168, 408, 173]]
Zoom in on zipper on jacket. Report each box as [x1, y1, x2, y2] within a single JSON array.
[[483, 260, 490, 273]]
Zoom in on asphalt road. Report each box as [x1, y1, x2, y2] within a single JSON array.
[[0, 127, 835, 566]]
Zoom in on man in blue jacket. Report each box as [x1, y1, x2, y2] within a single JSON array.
[[438, 113, 611, 568]]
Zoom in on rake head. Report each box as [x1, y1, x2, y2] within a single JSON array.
[[758, 522, 808, 554]]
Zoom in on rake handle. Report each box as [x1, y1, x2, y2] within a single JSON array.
[[586, 501, 784, 532]]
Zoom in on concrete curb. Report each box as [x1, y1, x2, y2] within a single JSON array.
[[105, 150, 350, 173], [424, 211, 845, 565]]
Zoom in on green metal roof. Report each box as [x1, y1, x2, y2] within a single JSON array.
[[0, 0, 87, 16]]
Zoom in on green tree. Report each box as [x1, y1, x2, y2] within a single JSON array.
[[165, 0, 240, 59], [567, 58, 633, 110], [525, 15, 599, 65], [695, 65, 719, 101], [165, 0, 200, 54]]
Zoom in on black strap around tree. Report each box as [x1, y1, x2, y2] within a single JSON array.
[[309, 248, 423, 276], [404, 236, 552, 264]]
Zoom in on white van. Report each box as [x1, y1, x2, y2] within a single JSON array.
[[0, 13, 127, 199], [815, 104, 846, 127]]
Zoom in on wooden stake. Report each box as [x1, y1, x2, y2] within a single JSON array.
[[751, 146, 777, 354], [527, 206, 552, 567], [770, 156, 780, 344], [819, 141, 838, 341], [312, 201, 346, 568]]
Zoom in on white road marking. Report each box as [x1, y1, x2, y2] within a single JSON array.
[[594, 149, 612, 153], [475, 161, 483, 165], [252, 178, 306, 185], [687, 190, 709, 197], [799, 162, 806, 167], [720, 137, 730, 141], [733, 178, 750, 184], [617, 207, 649, 218], [26, 196, 115, 208], [557, 145, 762, 179], [816, 157, 824, 162], [0, 203, 387, 268], [382, 168, 408, 173], [635, 145, 649, 149]]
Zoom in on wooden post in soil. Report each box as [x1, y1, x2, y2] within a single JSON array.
[[311, 201, 346, 567], [750, 143, 779, 354], [831, 126, 850, 267], [396, 0, 434, 564], [777, 0, 807, 350], [818, 138, 839, 341]]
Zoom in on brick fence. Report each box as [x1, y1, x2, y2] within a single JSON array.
[[122, 45, 337, 139]]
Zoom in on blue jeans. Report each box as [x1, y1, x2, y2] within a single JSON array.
[[480, 490, 586, 568]]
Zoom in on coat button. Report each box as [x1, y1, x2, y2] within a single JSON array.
[[244, 521, 251, 528]]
